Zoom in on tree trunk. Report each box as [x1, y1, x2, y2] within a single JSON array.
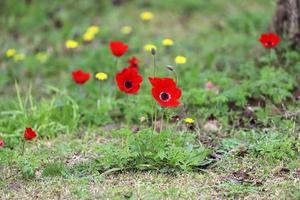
[[273, 0, 300, 47]]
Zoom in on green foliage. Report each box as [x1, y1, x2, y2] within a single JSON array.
[[0, 0, 299, 198], [95, 129, 211, 172], [250, 67, 294, 103], [221, 131, 299, 162], [42, 162, 67, 177], [251, 133, 299, 160], [0, 85, 79, 146]]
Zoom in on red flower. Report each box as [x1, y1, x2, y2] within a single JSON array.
[[0, 140, 4, 147], [115, 67, 143, 94], [109, 41, 128, 57], [149, 77, 182, 107], [24, 128, 37, 140], [259, 33, 280, 48], [72, 70, 91, 85], [128, 56, 139, 69]]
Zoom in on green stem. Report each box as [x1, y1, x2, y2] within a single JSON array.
[[173, 69, 179, 84], [165, 108, 170, 131], [126, 94, 131, 127], [154, 108, 157, 132], [115, 57, 119, 68], [160, 108, 164, 132], [269, 49, 272, 67], [153, 54, 157, 77], [151, 51, 157, 133], [21, 139, 25, 156]]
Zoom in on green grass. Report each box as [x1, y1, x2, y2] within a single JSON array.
[[0, 0, 300, 199]]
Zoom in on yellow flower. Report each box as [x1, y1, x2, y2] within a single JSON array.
[[95, 72, 108, 81], [83, 32, 95, 42], [144, 44, 157, 52], [175, 56, 187, 64], [14, 53, 26, 61], [6, 48, 16, 58], [87, 25, 100, 35], [35, 52, 49, 63], [65, 40, 78, 49], [121, 26, 132, 35], [162, 38, 174, 46], [184, 118, 195, 124], [140, 11, 154, 21]]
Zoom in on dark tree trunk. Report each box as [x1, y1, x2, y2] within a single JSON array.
[[273, 0, 300, 47]]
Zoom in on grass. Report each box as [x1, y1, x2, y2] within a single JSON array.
[[0, 0, 300, 199]]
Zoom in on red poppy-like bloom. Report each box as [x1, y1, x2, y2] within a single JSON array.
[[24, 128, 37, 140], [109, 41, 128, 57], [128, 56, 139, 69], [72, 70, 91, 85], [115, 67, 143, 94], [149, 77, 182, 107], [259, 33, 280, 48], [0, 140, 4, 147]]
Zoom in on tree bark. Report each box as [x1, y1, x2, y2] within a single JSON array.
[[273, 0, 300, 47]]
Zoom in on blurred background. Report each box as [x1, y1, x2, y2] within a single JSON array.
[[3, 0, 299, 140]]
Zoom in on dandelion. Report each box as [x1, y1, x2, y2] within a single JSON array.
[[149, 77, 182, 107], [95, 72, 108, 81], [83, 32, 95, 42], [140, 11, 154, 21], [35, 52, 49, 63], [115, 67, 143, 94], [121, 26, 132, 35], [14, 53, 26, 61], [175, 56, 187, 64], [184, 118, 195, 124], [65, 40, 79, 49], [87, 25, 100, 35], [6, 48, 16, 58], [144, 44, 157, 52], [162, 38, 174, 46], [72, 70, 91, 85]]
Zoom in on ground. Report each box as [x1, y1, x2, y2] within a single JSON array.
[[0, 0, 300, 199]]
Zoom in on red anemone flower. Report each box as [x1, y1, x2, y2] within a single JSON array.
[[0, 140, 4, 147], [109, 41, 128, 57], [149, 77, 182, 107], [128, 56, 139, 69], [24, 128, 37, 141], [72, 70, 91, 85], [259, 33, 280, 48], [115, 67, 143, 94]]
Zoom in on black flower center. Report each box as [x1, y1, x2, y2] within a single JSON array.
[[266, 41, 273, 46], [160, 92, 171, 101], [124, 80, 133, 89]]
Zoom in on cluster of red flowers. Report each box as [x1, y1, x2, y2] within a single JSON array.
[[0, 32, 284, 150], [70, 31, 282, 107], [70, 40, 182, 108], [111, 41, 182, 107]]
